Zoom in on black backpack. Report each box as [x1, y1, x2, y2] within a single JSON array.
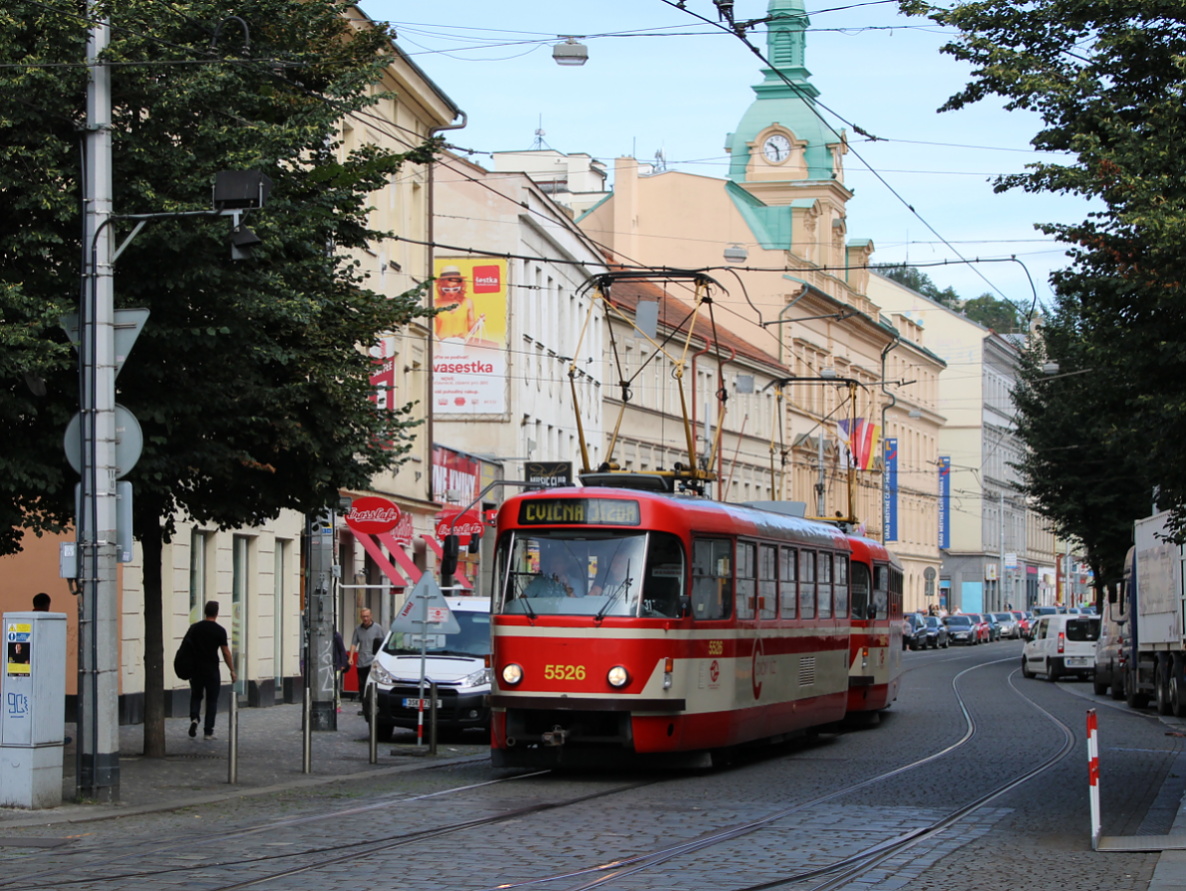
[[173, 631, 197, 681]]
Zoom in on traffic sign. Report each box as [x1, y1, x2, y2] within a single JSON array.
[[63, 404, 143, 479], [391, 574, 460, 635], [59, 308, 149, 378]]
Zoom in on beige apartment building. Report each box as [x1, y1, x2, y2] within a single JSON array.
[[0, 10, 464, 720], [866, 273, 1059, 612]]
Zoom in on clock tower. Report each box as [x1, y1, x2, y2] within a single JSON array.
[[725, 0, 849, 202], [722, 0, 861, 275]]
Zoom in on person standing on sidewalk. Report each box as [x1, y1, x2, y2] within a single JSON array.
[[187, 600, 236, 740], [349, 608, 385, 713]]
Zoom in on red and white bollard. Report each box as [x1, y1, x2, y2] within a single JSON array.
[[1087, 709, 1100, 850]]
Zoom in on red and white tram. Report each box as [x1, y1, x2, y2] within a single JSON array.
[[844, 536, 904, 718], [490, 485, 891, 768]]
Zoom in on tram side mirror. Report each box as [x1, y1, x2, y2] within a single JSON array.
[[678, 595, 692, 618], [441, 534, 460, 581]]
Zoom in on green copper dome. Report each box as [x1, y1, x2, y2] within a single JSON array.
[[726, 0, 844, 182]]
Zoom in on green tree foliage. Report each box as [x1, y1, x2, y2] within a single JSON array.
[[877, 264, 961, 307], [878, 265, 1022, 331], [961, 293, 1022, 333], [1, 0, 439, 754], [1012, 307, 1156, 600], [903, 1, 1186, 554]]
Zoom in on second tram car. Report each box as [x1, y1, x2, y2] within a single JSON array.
[[489, 485, 900, 768], [844, 536, 904, 718]]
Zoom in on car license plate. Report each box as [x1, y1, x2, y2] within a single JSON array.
[[1065, 657, 1088, 667], [402, 698, 441, 709]]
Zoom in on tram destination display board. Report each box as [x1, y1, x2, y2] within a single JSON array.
[[518, 498, 640, 527]]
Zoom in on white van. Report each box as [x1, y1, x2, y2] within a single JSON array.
[[366, 596, 491, 739], [1022, 614, 1101, 681]]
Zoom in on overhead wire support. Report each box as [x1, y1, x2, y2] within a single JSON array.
[[572, 269, 730, 496]]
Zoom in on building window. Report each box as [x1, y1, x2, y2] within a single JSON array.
[[232, 536, 252, 687], [189, 529, 210, 623], [274, 540, 289, 691]]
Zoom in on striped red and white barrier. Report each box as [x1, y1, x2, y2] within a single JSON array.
[[1087, 709, 1100, 850]]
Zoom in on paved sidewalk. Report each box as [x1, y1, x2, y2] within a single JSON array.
[[1144, 711, 1186, 891], [0, 703, 487, 828]]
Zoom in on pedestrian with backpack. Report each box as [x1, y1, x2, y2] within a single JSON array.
[[185, 600, 236, 740]]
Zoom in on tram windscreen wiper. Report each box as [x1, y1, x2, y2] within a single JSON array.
[[594, 560, 632, 622]]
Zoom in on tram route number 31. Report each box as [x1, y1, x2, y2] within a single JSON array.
[[543, 664, 586, 681]]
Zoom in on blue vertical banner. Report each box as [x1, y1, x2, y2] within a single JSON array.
[[883, 438, 898, 542], [938, 456, 951, 549]]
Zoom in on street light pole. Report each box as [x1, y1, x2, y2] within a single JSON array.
[[998, 490, 1006, 614], [79, 3, 120, 802]]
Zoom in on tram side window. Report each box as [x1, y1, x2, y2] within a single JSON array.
[[780, 547, 797, 619], [736, 541, 756, 620], [850, 562, 872, 620], [817, 551, 833, 619], [692, 538, 732, 621], [642, 531, 685, 618], [873, 565, 889, 620], [889, 567, 903, 619], [758, 544, 778, 620], [799, 549, 816, 619], [834, 555, 849, 618]]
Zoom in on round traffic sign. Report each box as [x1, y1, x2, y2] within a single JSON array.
[[63, 404, 144, 479]]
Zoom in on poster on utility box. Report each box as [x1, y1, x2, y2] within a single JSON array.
[[432, 257, 508, 415]]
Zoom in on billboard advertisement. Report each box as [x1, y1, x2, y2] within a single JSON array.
[[432, 258, 508, 415], [938, 456, 951, 550], [883, 437, 898, 542]]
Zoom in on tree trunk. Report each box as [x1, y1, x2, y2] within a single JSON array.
[[140, 518, 166, 758]]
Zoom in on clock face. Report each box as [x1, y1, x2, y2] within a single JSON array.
[[763, 134, 791, 163]]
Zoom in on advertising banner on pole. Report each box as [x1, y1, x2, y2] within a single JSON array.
[[432, 258, 508, 415], [938, 456, 951, 550], [883, 438, 898, 542]]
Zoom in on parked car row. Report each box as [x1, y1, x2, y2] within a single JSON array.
[[904, 611, 1027, 649]]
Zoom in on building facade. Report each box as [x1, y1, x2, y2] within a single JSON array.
[[866, 273, 1058, 612], [575, 0, 944, 610]]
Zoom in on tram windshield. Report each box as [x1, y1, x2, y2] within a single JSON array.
[[496, 530, 685, 618]]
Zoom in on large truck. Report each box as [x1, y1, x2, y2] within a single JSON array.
[[1097, 510, 1186, 713]]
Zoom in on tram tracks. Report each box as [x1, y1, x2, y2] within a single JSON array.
[[465, 654, 1071, 891], [0, 654, 1073, 891]]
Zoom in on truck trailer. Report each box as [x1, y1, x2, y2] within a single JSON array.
[[1099, 510, 1186, 714]]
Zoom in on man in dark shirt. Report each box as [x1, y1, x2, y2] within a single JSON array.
[[186, 600, 236, 741]]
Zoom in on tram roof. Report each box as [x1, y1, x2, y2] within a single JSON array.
[[501, 486, 852, 551]]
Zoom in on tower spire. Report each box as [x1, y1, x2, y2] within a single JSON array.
[[760, 0, 816, 97]]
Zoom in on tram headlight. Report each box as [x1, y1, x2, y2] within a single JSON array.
[[607, 665, 630, 688], [501, 663, 524, 686]]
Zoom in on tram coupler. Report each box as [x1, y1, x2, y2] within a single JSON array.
[[542, 726, 568, 747]]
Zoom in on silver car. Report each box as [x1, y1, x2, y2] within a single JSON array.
[[991, 612, 1019, 639]]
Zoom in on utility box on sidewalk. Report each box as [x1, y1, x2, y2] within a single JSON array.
[[0, 612, 66, 808]]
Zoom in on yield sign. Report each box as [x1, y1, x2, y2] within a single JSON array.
[[391, 574, 460, 635], [60, 308, 150, 378]]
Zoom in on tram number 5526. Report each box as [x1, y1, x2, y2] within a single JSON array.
[[543, 664, 587, 681]]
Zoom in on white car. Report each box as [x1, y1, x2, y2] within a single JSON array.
[[1022, 614, 1100, 681], [366, 596, 491, 739]]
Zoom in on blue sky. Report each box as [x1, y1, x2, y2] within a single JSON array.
[[359, 0, 1088, 316]]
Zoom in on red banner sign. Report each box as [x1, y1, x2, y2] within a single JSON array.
[[344, 497, 401, 534]]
